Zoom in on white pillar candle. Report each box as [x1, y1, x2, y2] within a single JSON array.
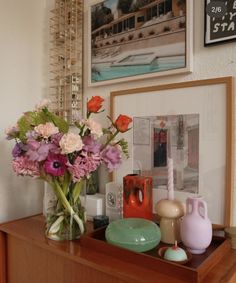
[[167, 158, 174, 200]]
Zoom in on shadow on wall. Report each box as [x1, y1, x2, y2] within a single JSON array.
[[203, 166, 226, 226], [0, 140, 44, 223]]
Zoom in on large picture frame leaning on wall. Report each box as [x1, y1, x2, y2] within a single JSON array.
[[110, 77, 234, 227], [88, 0, 193, 86]]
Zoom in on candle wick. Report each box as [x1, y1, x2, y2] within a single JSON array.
[[174, 240, 178, 249]]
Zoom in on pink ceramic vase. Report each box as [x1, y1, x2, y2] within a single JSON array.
[[180, 196, 212, 254]]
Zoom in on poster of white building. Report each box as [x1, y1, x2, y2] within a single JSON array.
[[90, 0, 188, 83]]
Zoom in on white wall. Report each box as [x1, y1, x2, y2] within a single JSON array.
[[0, 0, 48, 222], [1, 0, 235, 225], [83, 1, 236, 224]]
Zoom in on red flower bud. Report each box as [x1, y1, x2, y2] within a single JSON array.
[[114, 115, 132, 133], [87, 96, 104, 113]]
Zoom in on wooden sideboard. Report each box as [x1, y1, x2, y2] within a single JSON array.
[[0, 215, 236, 283]]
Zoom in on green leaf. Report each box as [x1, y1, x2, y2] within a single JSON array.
[[31, 111, 51, 125], [72, 180, 84, 203], [103, 128, 112, 135], [17, 112, 34, 141], [62, 172, 71, 195], [118, 138, 129, 158]]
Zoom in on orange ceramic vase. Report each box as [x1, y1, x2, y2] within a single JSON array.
[[123, 175, 153, 220]]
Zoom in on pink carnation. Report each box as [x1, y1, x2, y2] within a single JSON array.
[[35, 99, 51, 111], [68, 152, 101, 182], [12, 156, 40, 177], [34, 122, 59, 138]]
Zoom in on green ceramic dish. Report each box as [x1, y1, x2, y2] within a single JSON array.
[[105, 218, 161, 252]]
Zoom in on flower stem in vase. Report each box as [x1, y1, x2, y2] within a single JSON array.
[[54, 180, 85, 233], [46, 180, 86, 240]]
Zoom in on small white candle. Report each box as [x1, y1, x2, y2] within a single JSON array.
[[174, 240, 178, 249], [167, 158, 174, 200]]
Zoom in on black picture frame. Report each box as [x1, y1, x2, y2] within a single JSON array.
[[204, 0, 236, 46]]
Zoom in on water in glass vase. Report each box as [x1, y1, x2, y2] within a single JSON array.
[[86, 170, 99, 195], [45, 181, 86, 241]]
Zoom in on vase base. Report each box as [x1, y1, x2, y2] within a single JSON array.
[[188, 248, 206, 254], [46, 233, 80, 241]]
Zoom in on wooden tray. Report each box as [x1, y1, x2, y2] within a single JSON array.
[[80, 227, 231, 283]]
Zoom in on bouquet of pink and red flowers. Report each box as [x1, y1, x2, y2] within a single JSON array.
[[6, 96, 132, 240]]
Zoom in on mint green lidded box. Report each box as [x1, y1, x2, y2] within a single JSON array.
[[105, 218, 161, 253]]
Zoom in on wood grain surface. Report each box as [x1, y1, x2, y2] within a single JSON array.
[[0, 215, 236, 283]]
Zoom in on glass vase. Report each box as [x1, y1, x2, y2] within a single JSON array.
[[45, 181, 86, 241], [86, 169, 99, 195]]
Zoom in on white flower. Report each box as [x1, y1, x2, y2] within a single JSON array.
[[34, 122, 59, 138], [84, 119, 103, 139], [59, 132, 83, 154], [35, 99, 51, 111]]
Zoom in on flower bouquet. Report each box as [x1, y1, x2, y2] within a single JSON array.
[[6, 97, 132, 240]]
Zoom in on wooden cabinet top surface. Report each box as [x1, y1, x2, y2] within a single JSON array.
[[1, 215, 236, 283]]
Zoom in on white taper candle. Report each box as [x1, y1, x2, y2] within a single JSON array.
[[167, 158, 174, 200]]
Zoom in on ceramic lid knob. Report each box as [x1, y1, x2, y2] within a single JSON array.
[[155, 199, 185, 219]]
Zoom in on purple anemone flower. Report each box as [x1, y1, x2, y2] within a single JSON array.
[[26, 139, 58, 162], [12, 142, 27, 158], [82, 136, 101, 154], [44, 153, 67, 177], [49, 133, 63, 154], [26, 130, 39, 140], [51, 133, 63, 146], [101, 145, 122, 172]]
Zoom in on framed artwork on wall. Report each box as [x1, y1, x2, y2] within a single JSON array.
[[204, 0, 236, 46], [145, 114, 199, 194], [110, 77, 234, 226], [88, 0, 193, 86]]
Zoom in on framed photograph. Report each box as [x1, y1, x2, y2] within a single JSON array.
[[88, 0, 193, 86], [147, 114, 199, 194], [204, 0, 236, 46], [110, 77, 234, 226]]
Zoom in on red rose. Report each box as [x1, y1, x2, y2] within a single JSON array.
[[87, 96, 104, 113], [114, 115, 132, 133]]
